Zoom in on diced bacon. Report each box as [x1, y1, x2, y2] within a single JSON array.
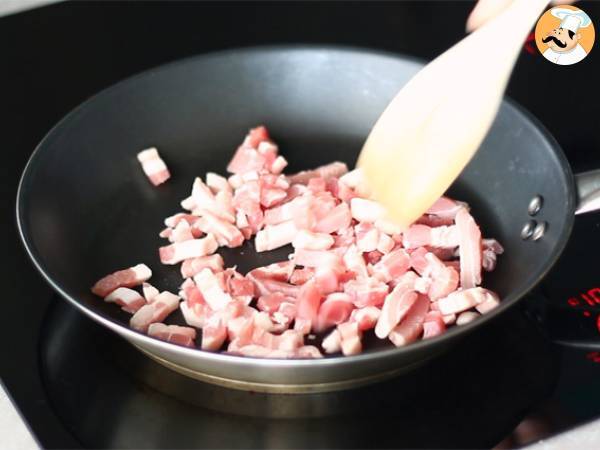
[[180, 301, 211, 328], [292, 229, 334, 250], [456, 311, 480, 325], [333, 226, 355, 249], [314, 266, 340, 295], [417, 215, 455, 227], [273, 302, 297, 326], [426, 196, 464, 220], [169, 220, 195, 243], [423, 253, 459, 301], [403, 224, 459, 249], [215, 190, 236, 221], [437, 287, 498, 315], [422, 311, 446, 339], [269, 155, 288, 174], [228, 174, 244, 189], [260, 188, 287, 208], [227, 146, 266, 174], [257, 292, 287, 313], [315, 292, 354, 332], [297, 346, 323, 358], [244, 125, 270, 148], [337, 322, 362, 356], [180, 254, 224, 278], [255, 220, 297, 252], [232, 179, 261, 215], [104, 287, 146, 314], [194, 212, 244, 248], [296, 281, 322, 327], [206, 172, 232, 194], [293, 249, 344, 272], [249, 276, 301, 298], [375, 279, 418, 339], [294, 317, 312, 335], [229, 277, 255, 299], [365, 251, 384, 265], [191, 177, 218, 214], [159, 234, 218, 265], [443, 313, 457, 325], [355, 222, 380, 253], [194, 268, 232, 311], [475, 294, 500, 314], [371, 249, 410, 283], [142, 282, 159, 303], [322, 329, 342, 354], [339, 168, 370, 197], [91, 263, 152, 297], [148, 323, 196, 347], [350, 306, 381, 331], [137, 147, 170, 186], [389, 294, 429, 347], [130, 291, 180, 332], [482, 239, 504, 272], [290, 268, 315, 285], [164, 213, 198, 228], [456, 208, 482, 289], [263, 196, 304, 225], [307, 177, 327, 193], [409, 247, 429, 275], [344, 277, 389, 308], [180, 279, 205, 307], [180, 196, 196, 211], [288, 161, 348, 185], [159, 228, 173, 239], [373, 218, 403, 236], [343, 245, 368, 278], [201, 316, 227, 351], [413, 276, 431, 294], [377, 233, 395, 254], [350, 198, 386, 223], [314, 203, 352, 234]]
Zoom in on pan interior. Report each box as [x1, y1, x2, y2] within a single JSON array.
[[18, 47, 574, 353]]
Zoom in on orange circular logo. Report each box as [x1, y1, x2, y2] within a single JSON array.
[[535, 5, 595, 65]]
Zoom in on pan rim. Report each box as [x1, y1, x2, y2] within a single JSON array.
[[15, 44, 576, 371]]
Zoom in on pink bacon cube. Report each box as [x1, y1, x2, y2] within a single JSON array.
[[180, 254, 224, 279], [456, 208, 483, 288], [137, 147, 171, 186], [104, 287, 146, 314], [315, 292, 354, 332], [91, 263, 152, 297], [159, 234, 218, 265], [148, 323, 196, 348], [130, 291, 180, 332], [389, 294, 430, 347]]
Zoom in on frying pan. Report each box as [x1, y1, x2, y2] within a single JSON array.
[[16, 46, 600, 393]]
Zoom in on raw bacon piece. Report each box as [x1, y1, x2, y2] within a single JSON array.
[[290, 268, 315, 285], [250, 261, 295, 282], [423, 253, 459, 301], [337, 322, 362, 356], [227, 146, 266, 174], [315, 292, 354, 332], [355, 222, 380, 253], [195, 212, 244, 248], [374, 218, 403, 236], [91, 263, 152, 297], [164, 213, 199, 229], [263, 196, 306, 225], [257, 292, 288, 313], [104, 287, 146, 314], [456, 208, 482, 289], [130, 291, 180, 332], [409, 247, 429, 275], [426, 196, 464, 220], [297, 346, 323, 358], [296, 281, 322, 327], [482, 239, 504, 272], [180, 254, 224, 278], [314, 266, 341, 295], [377, 233, 395, 254], [365, 251, 384, 265], [148, 323, 196, 347], [403, 224, 459, 249], [288, 161, 348, 184], [375, 276, 418, 339], [142, 282, 159, 303], [169, 220, 195, 243], [194, 268, 233, 311], [269, 155, 288, 174], [456, 311, 480, 325], [322, 329, 342, 354], [344, 277, 389, 308], [137, 147, 170, 186], [159, 234, 218, 265], [255, 221, 297, 252], [292, 230, 334, 250], [314, 203, 352, 234], [180, 301, 212, 328], [475, 294, 500, 314], [350, 198, 386, 223], [294, 249, 344, 273], [389, 294, 429, 347], [371, 249, 410, 283], [437, 287, 498, 315], [422, 311, 446, 339], [343, 245, 368, 278], [206, 172, 232, 194], [201, 316, 227, 351], [350, 306, 381, 331]]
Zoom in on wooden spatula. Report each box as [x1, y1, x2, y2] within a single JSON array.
[[357, 0, 549, 229]]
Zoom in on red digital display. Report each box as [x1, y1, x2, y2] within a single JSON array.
[[566, 287, 600, 335]]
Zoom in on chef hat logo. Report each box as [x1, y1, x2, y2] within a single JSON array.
[[535, 5, 595, 66]]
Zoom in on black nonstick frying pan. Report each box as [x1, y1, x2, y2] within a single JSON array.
[[16, 46, 600, 393]]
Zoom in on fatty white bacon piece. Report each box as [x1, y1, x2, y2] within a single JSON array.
[[355, 222, 380, 253], [142, 282, 159, 303], [201, 316, 228, 351], [263, 196, 306, 225], [255, 221, 297, 252], [422, 311, 446, 339], [164, 213, 199, 229], [191, 177, 236, 223], [295, 281, 323, 328], [377, 233, 395, 254], [292, 230, 334, 250], [322, 329, 342, 354], [344, 277, 389, 308], [314, 266, 341, 295], [422, 252, 459, 301], [104, 287, 146, 314], [194, 212, 244, 248], [315, 292, 354, 332], [206, 172, 232, 194], [287, 161, 348, 185], [148, 323, 196, 348], [456, 208, 483, 288], [180, 254, 224, 278], [350, 198, 386, 223], [456, 311, 480, 325], [159, 234, 218, 265], [371, 249, 410, 283], [350, 306, 381, 331], [375, 272, 418, 339], [314, 203, 352, 234], [343, 245, 368, 278], [130, 291, 180, 332], [91, 263, 152, 297], [293, 249, 345, 273], [426, 197, 465, 220], [403, 224, 459, 249], [389, 294, 430, 347], [193, 268, 232, 311], [437, 287, 499, 315], [290, 268, 315, 285], [169, 220, 195, 243], [337, 322, 362, 356], [137, 148, 170, 186]]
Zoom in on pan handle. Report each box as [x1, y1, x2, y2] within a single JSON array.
[[575, 169, 600, 215]]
